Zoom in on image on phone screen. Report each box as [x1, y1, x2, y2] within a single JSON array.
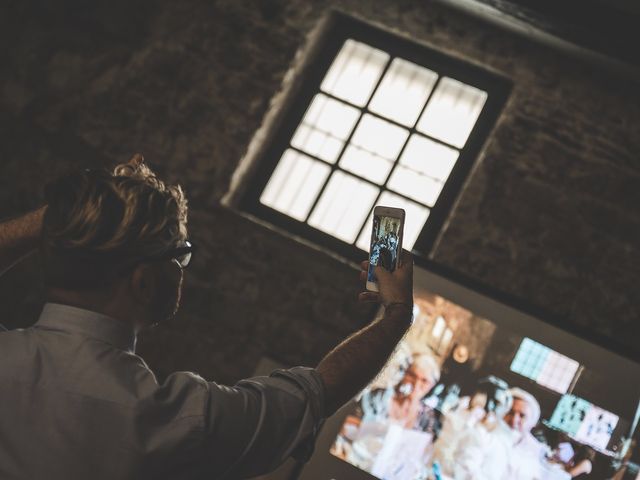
[[368, 214, 402, 283]]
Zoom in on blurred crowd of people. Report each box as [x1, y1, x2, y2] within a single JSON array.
[[331, 352, 597, 480]]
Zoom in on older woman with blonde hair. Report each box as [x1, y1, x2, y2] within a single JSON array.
[[360, 351, 441, 431]]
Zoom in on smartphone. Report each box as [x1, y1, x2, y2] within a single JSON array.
[[366, 206, 405, 292]]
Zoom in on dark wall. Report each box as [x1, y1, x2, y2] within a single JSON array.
[[476, 327, 636, 421], [0, 0, 638, 384]]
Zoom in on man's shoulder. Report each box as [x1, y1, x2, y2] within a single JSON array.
[[3, 327, 159, 401], [0, 327, 39, 363]]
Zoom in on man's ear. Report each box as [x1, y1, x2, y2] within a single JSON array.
[[130, 264, 156, 305]]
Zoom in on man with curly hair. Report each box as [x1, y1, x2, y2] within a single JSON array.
[[0, 155, 415, 480]]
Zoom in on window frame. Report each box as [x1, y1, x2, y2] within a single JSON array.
[[238, 11, 512, 263]]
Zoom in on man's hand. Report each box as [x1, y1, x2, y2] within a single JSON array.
[[316, 250, 415, 416], [357, 250, 413, 307]]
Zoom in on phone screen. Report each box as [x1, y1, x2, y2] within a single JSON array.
[[368, 213, 402, 283]]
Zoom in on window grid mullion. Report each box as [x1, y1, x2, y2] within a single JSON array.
[[350, 65, 445, 246], [302, 54, 394, 224], [379, 75, 443, 193], [287, 145, 433, 209], [318, 86, 463, 152], [349, 74, 444, 247]]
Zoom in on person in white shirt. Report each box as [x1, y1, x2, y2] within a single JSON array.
[[431, 382, 492, 475], [503, 387, 547, 480], [441, 376, 514, 480]]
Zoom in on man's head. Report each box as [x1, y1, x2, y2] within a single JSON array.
[[42, 155, 189, 330], [395, 353, 440, 401], [504, 387, 541, 433]]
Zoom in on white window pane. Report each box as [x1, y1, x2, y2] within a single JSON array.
[[537, 351, 579, 394], [339, 145, 394, 184], [387, 165, 444, 206], [320, 39, 389, 107], [308, 171, 379, 243], [260, 149, 331, 221], [400, 135, 460, 182], [350, 114, 409, 160], [369, 58, 438, 127], [290, 94, 360, 163], [416, 77, 487, 148], [511, 338, 580, 395], [300, 94, 360, 140], [291, 125, 345, 163], [439, 328, 453, 355], [432, 316, 446, 339], [378, 192, 430, 249]]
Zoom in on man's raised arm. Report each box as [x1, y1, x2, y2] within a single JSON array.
[[317, 252, 414, 416], [0, 207, 46, 276]]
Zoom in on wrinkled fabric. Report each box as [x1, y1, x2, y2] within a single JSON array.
[[430, 400, 485, 476], [0, 303, 325, 480], [452, 420, 514, 480], [507, 432, 545, 480]]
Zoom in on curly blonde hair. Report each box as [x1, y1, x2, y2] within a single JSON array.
[[42, 155, 188, 289]]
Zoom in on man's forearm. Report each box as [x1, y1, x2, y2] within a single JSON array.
[[0, 207, 46, 276], [316, 304, 412, 417]]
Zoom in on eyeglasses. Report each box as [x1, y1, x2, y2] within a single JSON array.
[[124, 240, 196, 270], [156, 240, 196, 268], [174, 241, 195, 268], [113, 241, 196, 277]]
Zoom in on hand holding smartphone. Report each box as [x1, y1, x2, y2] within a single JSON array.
[[366, 206, 405, 292]]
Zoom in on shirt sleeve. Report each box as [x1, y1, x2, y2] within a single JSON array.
[[202, 366, 326, 479]]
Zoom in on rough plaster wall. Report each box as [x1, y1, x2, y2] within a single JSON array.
[[0, 0, 638, 384]]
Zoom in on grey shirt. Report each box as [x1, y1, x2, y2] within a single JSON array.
[[0, 303, 325, 479]]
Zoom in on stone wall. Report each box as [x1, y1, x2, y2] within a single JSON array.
[[0, 0, 638, 384]]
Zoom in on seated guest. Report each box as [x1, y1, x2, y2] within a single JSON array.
[[431, 376, 510, 477], [331, 353, 440, 474], [360, 352, 441, 432], [504, 387, 547, 480], [449, 376, 514, 480]]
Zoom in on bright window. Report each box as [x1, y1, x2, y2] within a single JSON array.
[[239, 13, 510, 261], [511, 337, 580, 394]]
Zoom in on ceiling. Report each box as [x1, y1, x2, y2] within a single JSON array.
[[438, 0, 640, 75]]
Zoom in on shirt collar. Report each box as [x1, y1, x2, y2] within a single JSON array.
[[35, 303, 137, 353]]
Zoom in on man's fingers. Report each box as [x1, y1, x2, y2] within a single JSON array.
[[373, 264, 394, 291], [398, 250, 414, 271], [358, 291, 380, 303], [374, 264, 392, 280], [360, 260, 370, 282]]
